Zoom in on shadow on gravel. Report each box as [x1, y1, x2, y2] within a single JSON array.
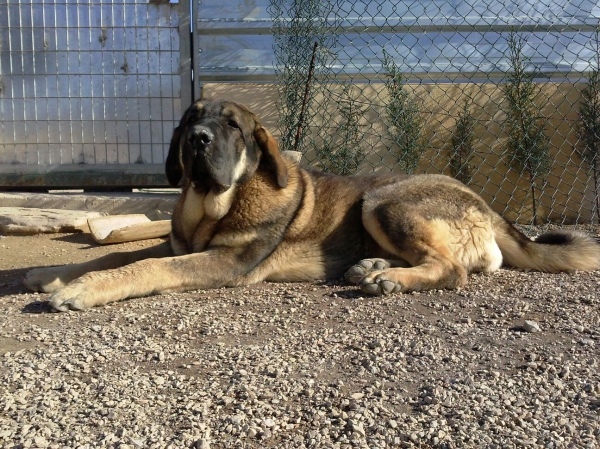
[[51, 232, 96, 247], [0, 267, 31, 295], [21, 300, 53, 314]]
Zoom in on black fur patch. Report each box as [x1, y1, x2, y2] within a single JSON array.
[[534, 232, 573, 245]]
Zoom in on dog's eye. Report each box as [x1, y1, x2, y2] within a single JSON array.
[[228, 120, 240, 130]]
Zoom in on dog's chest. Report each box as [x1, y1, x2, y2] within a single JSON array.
[[178, 189, 205, 243], [174, 187, 243, 254]]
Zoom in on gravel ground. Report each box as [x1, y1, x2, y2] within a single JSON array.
[[0, 232, 599, 449]]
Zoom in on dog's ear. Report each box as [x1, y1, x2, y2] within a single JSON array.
[[165, 124, 184, 187], [253, 124, 288, 188], [166, 102, 206, 186]]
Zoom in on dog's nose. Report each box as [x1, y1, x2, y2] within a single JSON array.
[[188, 127, 213, 147]]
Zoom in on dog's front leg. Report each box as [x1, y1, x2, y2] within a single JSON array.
[[25, 241, 173, 293], [47, 249, 252, 312]]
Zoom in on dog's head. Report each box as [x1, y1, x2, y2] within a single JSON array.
[[165, 100, 288, 192]]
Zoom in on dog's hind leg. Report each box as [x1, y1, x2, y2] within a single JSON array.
[[352, 187, 472, 296], [357, 253, 467, 295]]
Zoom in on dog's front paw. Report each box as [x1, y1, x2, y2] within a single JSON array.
[[24, 267, 71, 293], [360, 272, 403, 296], [49, 278, 104, 312], [46, 270, 133, 312], [344, 258, 392, 284], [48, 283, 95, 312]]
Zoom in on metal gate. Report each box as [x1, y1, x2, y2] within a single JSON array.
[[0, 0, 192, 189]]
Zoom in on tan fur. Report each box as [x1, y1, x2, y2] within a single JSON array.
[[494, 220, 600, 273], [204, 187, 237, 220], [210, 229, 259, 248], [428, 218, 503, 273], [180, 188, 205, 242], [23, 99, 600, 311], [257, 242, 327, 283]]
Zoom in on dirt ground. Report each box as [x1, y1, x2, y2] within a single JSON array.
[[0, 231, 599, 448], [0, 232, 163, 298]]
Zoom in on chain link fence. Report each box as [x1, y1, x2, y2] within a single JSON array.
[[269, 0, 600, 226]]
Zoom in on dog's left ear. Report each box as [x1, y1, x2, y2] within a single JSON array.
[[165, 125, 184, 187], [254, 124, 288, 188]]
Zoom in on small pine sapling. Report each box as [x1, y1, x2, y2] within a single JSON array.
[[315, 86, 366, 175], [503, 31, 551, 224], [448, 99, 477, 185], [382, 50, 425, 174]]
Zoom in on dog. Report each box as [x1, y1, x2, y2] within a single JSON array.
[[24, 99, 600, 311]]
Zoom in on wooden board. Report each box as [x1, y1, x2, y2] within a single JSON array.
[[88, 215, 171, 244]]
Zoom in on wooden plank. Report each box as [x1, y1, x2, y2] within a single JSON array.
[[88, 215, 171, 244]]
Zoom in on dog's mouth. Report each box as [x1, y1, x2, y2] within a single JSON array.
[[190, 180, 230, 194], [190, 159, 232, 194], [206, 181, 231, 194]]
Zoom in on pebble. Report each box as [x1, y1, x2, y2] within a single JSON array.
[[262, 418, 275, 428], [523, 320, 541, 333]]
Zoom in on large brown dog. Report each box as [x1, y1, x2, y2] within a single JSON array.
[[25, 99, 600, 311]]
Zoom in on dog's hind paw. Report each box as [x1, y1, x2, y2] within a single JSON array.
[[344, 258, 392, 284], [360, 274, 403, 296]]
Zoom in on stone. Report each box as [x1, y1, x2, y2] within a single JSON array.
[[522, 320, 541, 333]]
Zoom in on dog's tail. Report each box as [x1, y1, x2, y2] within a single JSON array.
[[493, 218, 600, 272]]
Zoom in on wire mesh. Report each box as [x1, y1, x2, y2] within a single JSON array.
[[269, 0, 600, 226], [0, 0, 184, 173]]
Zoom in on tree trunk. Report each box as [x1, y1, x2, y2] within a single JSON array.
[[594, 166, 600, 224], [531, 181, 537, 226]]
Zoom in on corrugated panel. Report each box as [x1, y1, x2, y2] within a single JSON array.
[[0, 0, 190, 187], [196, 0, 600, 83]]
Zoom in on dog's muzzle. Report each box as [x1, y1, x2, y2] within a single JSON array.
[[188, 126, 214, 149], [187, 126, 233, 194]]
